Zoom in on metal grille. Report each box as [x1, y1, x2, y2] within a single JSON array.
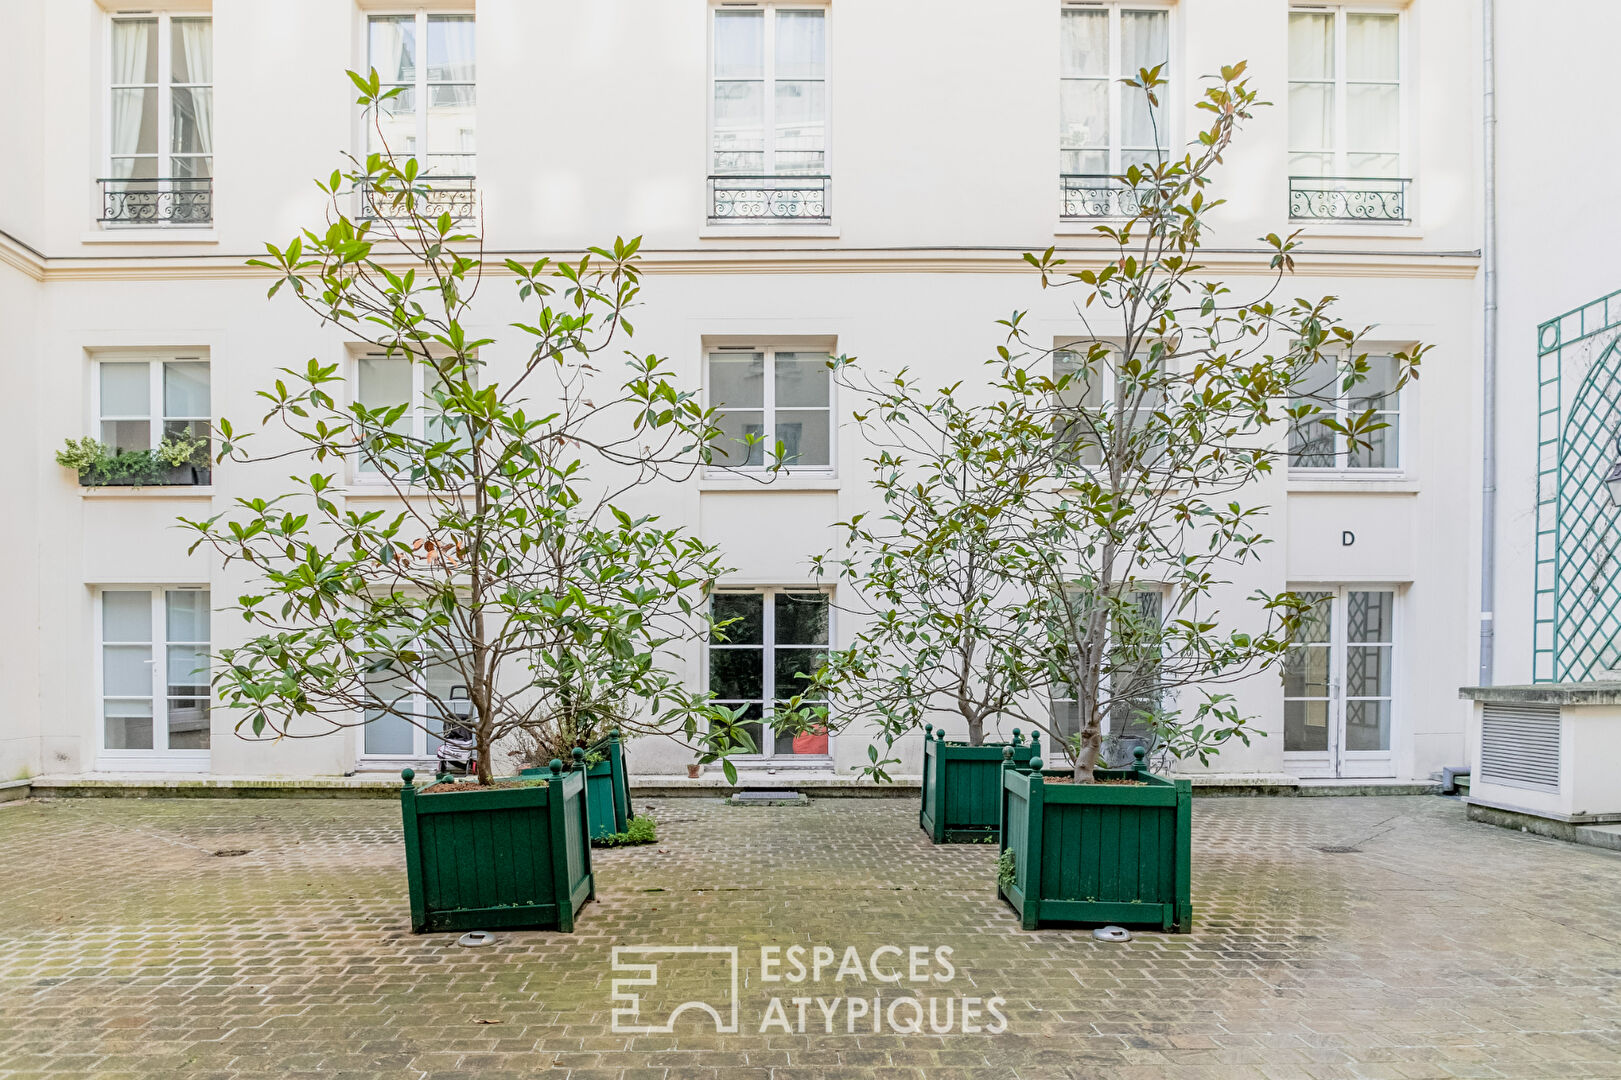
[[708, 175, 829, 222], [1533, 293, 1621, 681], [99, 178, 213, 225], [1479, 702, 1560, 792], [1059, 175, 1142, 219], [1288, 177, 1408, 222]]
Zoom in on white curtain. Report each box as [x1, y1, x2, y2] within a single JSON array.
[[176, 19, 213, 164], [110, 20, 152, 169]]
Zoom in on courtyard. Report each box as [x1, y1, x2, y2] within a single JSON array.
[[1, 795, 1620, 1079]]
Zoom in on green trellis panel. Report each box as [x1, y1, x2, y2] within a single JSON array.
[[1534, 291, 1621, 682]]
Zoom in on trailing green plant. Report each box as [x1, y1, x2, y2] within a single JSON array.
[[593, 815, 656, 847], [156, 430, 210, 469], [55, 436, 108, 473], [997, 849, 1017, 890]]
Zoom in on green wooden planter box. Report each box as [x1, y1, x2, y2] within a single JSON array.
[[920, 725, 1037, 843], [521, 731, 634, 841], [997, 749, 1192, 932], [584, 730, 633, 839], [398, 763, 594, 934]]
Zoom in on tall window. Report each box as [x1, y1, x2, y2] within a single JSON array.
[[100, 588, 211, 757], [368, 13, 476, 176], [104, 14, 212, 225], [707, 348, 832, 470], [363, 651, 462, 758], [1050, 588, 1165, 766], [1053, 345, 1166, 466], [709, 5, 828, 221], [708, 590, 831, 757], [1288, 352, 1402, 471], [1059, 4, 1168, 216], [97, 355, 211, 453], [353, 352, 468, 477], [1288, 8, 1404, 221]]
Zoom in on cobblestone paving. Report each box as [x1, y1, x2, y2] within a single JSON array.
[[1, 794, 1620, 1079]]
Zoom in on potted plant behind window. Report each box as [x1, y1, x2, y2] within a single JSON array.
[[181, 70, 769, 934]]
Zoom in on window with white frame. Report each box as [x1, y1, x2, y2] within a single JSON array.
[[96, 354, 211, 465], [100, 588, 211, 755], [1287, 8, 1405, 221], [1053, 344, 1166, 466], [1288, 351, 1402, 471], [103, 13, 213, 225], [1049, 587, 1166, 766], [1059, 3, 1169, 217], [708, 590, 831, 757], [707, 348, 833, 470], [353, 352, 469, 477], [709, 4, 828, 221], [362, 650, 464, 758], [368, 12, 476, 176]]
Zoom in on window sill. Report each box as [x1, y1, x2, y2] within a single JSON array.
[[81, 229, 219, 244], [1287, 222, 1420, 242], [700, 474, 840, 492], [79, 485, 216, 498], [699, 223, 839, 240], [1287, 475, 1417, 494]]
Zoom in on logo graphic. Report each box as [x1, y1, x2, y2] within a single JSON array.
[[610, 946, 740, 1034]]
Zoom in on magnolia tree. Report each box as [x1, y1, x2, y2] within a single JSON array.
[[816, 63, 1425, 782], [182, 71, 762, 784]]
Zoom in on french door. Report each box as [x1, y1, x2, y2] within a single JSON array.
[[1283, 587, 1397, 778], [707, 589, 831, 761], [98, 587, 211, 771]]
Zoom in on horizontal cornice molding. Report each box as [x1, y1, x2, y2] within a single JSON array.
[[0, 230, 47, 281], [21, 244, 1482, 282]]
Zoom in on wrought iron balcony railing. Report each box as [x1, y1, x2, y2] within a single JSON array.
[[708, 175, 830, 222], [357, 176, 479, 223], [1060, 175, 1144, 219], [99, 177, 213, 226], [1289, 176, 1410, 223]]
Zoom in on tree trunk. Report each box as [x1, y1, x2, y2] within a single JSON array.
[[476, 717, 494, 785], [966, 714, 984, 746], [1072, 721, 1102, 782]]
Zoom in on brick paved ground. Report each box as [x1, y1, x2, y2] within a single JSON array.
[[1, 794, 1619, 1080]]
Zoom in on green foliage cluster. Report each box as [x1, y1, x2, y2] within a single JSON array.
[[997, 849, 1017, 890], [805, 62, 1425, 782], [592, 815, 656, 848]]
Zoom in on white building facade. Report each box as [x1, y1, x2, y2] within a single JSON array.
[[0, 0, 1508, 783]]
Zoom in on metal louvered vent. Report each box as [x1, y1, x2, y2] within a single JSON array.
[[1479, 702, 1561, 793]]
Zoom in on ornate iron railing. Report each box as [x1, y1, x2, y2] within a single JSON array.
[[357, 176, 479, 223], [708, 175, 830, 222], [1288, 177, 1410, 222], [98, 178, 213, 226], [1060, 175, 1143, 219]]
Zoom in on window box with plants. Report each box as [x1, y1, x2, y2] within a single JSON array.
[[919, 726, 1037, 843], [997, 747, 1191, 932], [57, 433, 212, 487]]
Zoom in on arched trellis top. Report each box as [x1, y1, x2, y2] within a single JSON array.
[[1534, 290, 1621, 682]]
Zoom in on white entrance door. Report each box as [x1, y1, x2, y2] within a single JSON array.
[[1283, 587, 1397, 778], [97, 588, 211, 772]]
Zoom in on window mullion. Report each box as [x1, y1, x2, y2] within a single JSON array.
[[417, 10, 430, 168], [763, 9, 776, 175], [150, 361, 163, 449], [157, 14, 172, 180], [764, 348, 776, 456], [1334, 8, 1348, 176], [152, 590, 168, 753], [762, 589, 777, 752]]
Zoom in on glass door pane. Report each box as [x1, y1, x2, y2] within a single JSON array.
[[164, 590, 211, 750], [710, 593, 766, 754], [1343, 590, 1394, 752], [772, 592, 829, 754], [103, 591, 154, 750], [1283, 592, 1333, 752]]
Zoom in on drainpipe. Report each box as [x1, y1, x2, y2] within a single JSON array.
[[1478, 0, 1499, 687]]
